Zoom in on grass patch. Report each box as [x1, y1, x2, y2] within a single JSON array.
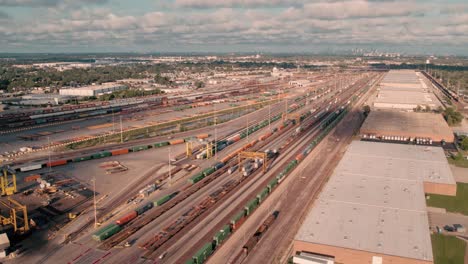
[[431, 234, 465, 264], [427, 183, 468, 215], [448, 154, 468, 168]]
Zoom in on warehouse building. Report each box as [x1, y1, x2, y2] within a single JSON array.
[[360, 110, 454, 143], [373, 71, 440, 110], [293, 141, 457, 264], [59, 83, 127, 97]]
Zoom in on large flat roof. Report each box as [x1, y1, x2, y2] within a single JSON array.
[[373, 71, 440, 109], [361, 110, 453, 142], [295, 141, 456, 262], [62, 83, 126, 91]]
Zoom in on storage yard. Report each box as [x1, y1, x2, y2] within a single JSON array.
[[0, 68, 388, 264], [360, 110, 454, 143], [4, 67, 459, 264]]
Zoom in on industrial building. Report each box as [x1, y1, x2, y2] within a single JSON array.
[[293, 141, 457, 264], [373, 71, 440, 110], [360, 110, 454, 143], [59, 83, 127, 97]]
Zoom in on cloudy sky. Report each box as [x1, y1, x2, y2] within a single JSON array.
[[0, 0, 467, 55]]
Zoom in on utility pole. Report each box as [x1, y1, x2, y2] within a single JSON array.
[[93, 176, 97, 228], [120, 116, 123, 143], [247, 113, 249, 143], [214, 103, 218, 160], [112, 109, 115, 134], [47, 136, 51, 172], [168, 146, 172, 186], [268, 104, 271, 131]]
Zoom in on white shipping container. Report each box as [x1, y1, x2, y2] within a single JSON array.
[[20, 163, 42, 172]]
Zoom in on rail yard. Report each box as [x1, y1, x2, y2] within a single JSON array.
[[0, 62, 465, 264]]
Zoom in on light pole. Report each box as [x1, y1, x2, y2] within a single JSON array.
[[92, 176, 97, 228], [120, 116, 123, 143], [168, 146, 172, 186], [47, 136, 51, 172]]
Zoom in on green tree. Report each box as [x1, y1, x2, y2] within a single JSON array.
[[443, 107, 463, 126], [460, 137, 468, 151]]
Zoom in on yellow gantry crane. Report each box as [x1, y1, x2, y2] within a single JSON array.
[[282, 112, 301, 124], [1, 166, 17, 196], [206, 142, 214, 159], [0, 197, 29, 233], [185, 141, 193, 158], [238, 151, 268, 173]]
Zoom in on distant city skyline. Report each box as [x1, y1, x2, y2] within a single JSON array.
[[0, 0, 467, 55]]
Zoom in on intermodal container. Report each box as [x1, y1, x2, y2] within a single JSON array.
[[214, 162, 224, 170], [193, 242, 213, 264], [231, 210, 246, 230], [136, 202, 153, 215], [188, 172, 205, 184], [220, 156, 230, 164], [185, 259, 195, 264], [196, 134, 209, 139], [20, 164, 42, 172], [154, 193, 173, 206], [73, 155, 92, 162], [92, 224, 115, 238], [46, 159, 67, 167], [202, 167, 215, 177], [245, 198, 259, 215], [116, 211, 137, 225], [268, 178, 278, 191], [227, 134, 241, 142], [92, 224, 122, 241], [111, 149, 129, 156], [91, 152, 112, 159], [131, 145, 149, 152], [24, 174, 41, 182], [295, 153, 304, 161], [257, 187, 269, 202], [213, 224, 231, 246], [169, 139, 184, 145], [154, 141, 170, 148]]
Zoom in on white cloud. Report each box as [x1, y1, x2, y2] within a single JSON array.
[[0, 0, 467, 54]]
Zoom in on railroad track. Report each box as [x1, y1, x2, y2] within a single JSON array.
[[94, 73, 372, 262], [165, 74, 380, 263], [143, 83, 365, 262]]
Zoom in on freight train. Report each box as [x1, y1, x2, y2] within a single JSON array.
[[0, 97, 168, 130], [185, 106, 350, 264], [14, 134, 210, 173], [92, 192, 178, 241]]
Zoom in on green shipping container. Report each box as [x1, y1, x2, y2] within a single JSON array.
[[73, 155, 92, 162], [154, 141, 170, 148], [132, 145, 149, 152], [268, 178, 278, 190], [245, 198, 259, 215], [213, 224, 231, 246], [93, 224, 115, 237], [257, 187, 269, 202], [231, 210, 246, 225], [154, 194, 173, 206], [202, 167, 215, 177], [193, 242, 213, 264], [188, 172, 205, 184], [92, 224, 122, 241], [91, 151, 112, 159], [185, 259, 196, 264]]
